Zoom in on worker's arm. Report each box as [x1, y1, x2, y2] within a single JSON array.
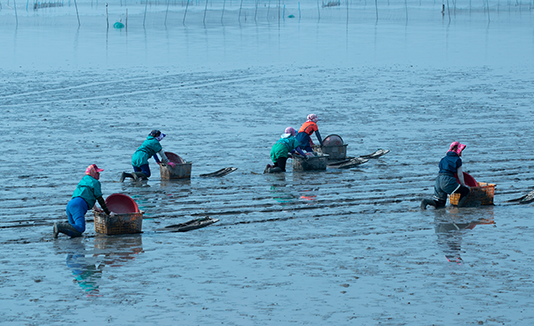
[[315, 130, 323, 146], [457, 166, 468, 187], [96, 197, 111, 215]]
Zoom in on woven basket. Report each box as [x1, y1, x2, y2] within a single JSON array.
[[449, 182, 496, 206], [94, 211, 144, 235]]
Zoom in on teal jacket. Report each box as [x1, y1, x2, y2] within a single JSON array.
[[131, 136, 162, 167], [72, 175, 103, 208], [270, 134, 301, 163]]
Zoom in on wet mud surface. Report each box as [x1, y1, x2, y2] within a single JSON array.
[[1, 3, 534, 325]]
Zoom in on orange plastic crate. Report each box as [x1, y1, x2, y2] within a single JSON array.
[[449, 182, 496, 206]]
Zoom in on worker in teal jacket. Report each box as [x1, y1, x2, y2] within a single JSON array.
[[53, 164, 112, 238], [265, 127, 307, 173], [120, 130, 175, 182]]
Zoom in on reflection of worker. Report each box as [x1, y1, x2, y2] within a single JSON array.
[[54, 164, 112, 238], [421, 142, 471, 209], [265, 127, 307, 173], [295, 114, 323, 153], [434, 213, 494, 263], [120, 130, 175, 182], [66, 240, 102, 296]]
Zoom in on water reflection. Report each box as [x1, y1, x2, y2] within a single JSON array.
[[64, 235, 143, 296], [270, 184, 299, 204], [65, 239, 103, 297], [93, 234, 144, 268], [434, 208, 495, 264]]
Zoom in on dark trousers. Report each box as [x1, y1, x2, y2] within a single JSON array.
[[133, 164, 151, 178], [273, 157, 288, 172]]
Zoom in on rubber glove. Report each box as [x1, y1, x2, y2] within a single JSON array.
[[168, 162, 176, 168]]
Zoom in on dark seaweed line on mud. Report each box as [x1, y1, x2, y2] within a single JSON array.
[[1, 217, 434, 246], [0, 168, 529, 225], [0, 70, 232, 99], [0, 71, 310, 107]]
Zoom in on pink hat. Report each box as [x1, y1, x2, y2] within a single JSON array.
[[448, 142, 466, 156], [85, 164, 104, 180], [285, 127, 296, 136], [306, 114, 319, 123]]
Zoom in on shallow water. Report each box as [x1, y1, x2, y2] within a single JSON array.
[[1, 1, 534, 325]]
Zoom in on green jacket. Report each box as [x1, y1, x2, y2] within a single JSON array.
[[131, 136, 162, 167], [72, 175, 103, 208], [270, 134, 301, 163]]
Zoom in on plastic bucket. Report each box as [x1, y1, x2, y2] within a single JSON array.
[[105, 193, 139, 213]]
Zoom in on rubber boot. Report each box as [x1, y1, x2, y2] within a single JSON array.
[[55, 222, 82, 238], [264, 164, 273, 174], [268, 167, 283, 173], [133, 172, 148, 181], [435, 199, 447, 209], [120, 172, 135, 182], [420, 198, 436, 210], [53, 222, 59, 239]]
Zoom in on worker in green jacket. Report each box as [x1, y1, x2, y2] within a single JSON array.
[[120, 130, 175, 182], [265, 127, 307, 173]]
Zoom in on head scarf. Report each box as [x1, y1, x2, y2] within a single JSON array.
[[85, 164, 104, 180], [448, 141, 466, 156], [149, 130, 166, 141], [284, 127, 296, 136], [306, 114, 319, 123]]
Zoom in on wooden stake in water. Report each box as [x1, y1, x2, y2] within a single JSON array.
[[254, 0, 258, 22], [143, 0, 148, 27], [126, 8, 128, 31], [316, 0, 320, 20], [106, 3, 109, 29], [375, 0, 378, 21], [165, 0, 170, 26], [221, 0, 226, 23], [238, 0, 243, 22], [14, 0, 18, 26], [74, 0, 80, 26], [203, 0, 208, 24], [183, 0, 189, 25]]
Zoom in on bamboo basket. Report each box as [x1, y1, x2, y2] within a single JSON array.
[[449, 182, 496, 206], [94, 211, 144, 235]]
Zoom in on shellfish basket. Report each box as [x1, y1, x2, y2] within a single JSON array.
[[94, 211, 144, 235], [292, 154, 328, 171], [449, 182, 496, 206]]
